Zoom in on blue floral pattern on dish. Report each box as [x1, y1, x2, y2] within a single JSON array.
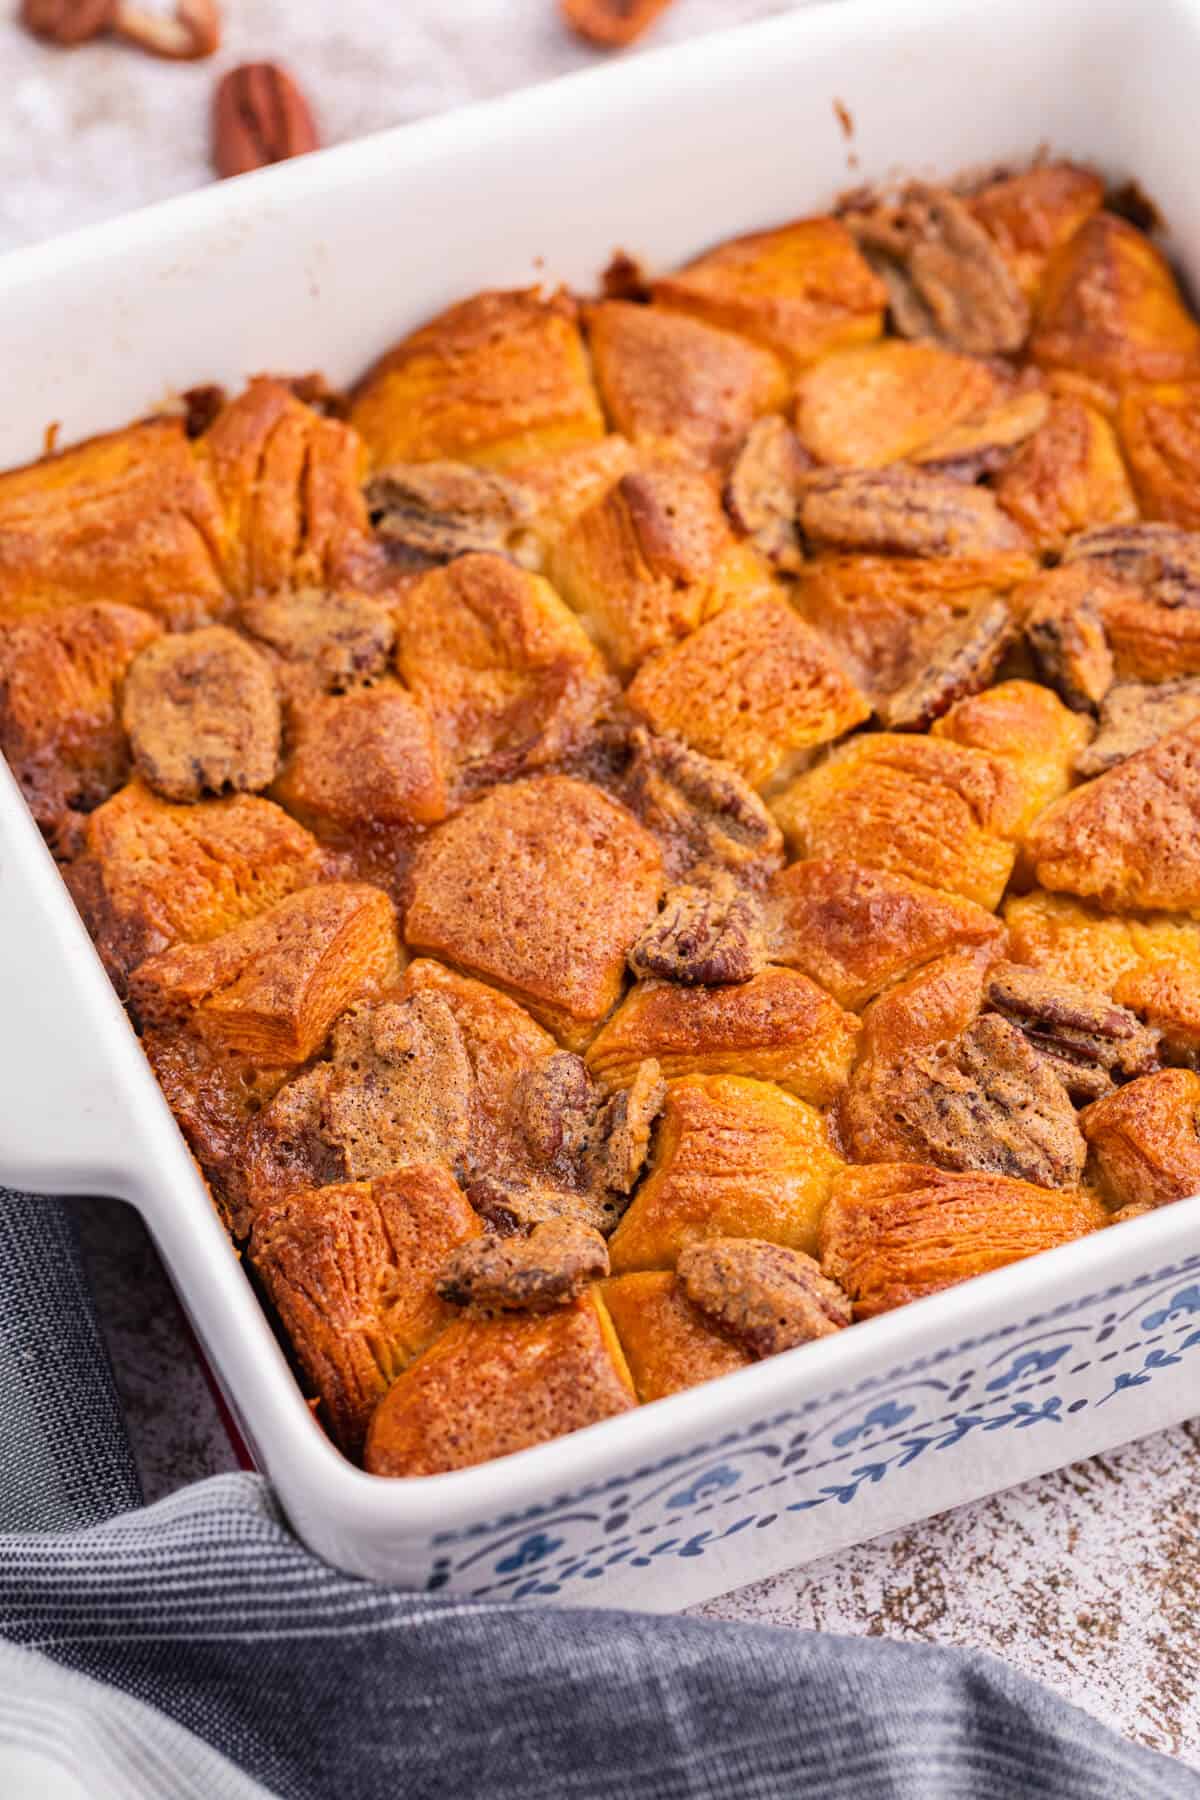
[[420, 1252, 1200, 1599]]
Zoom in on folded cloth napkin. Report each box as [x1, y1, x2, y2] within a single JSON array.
[[0, 1191, 1196, 1800]]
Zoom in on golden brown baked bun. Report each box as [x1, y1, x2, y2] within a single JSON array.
[[586, 299, 788, 469], [600, 1271, 753, 1402], [772, 732, 1024, 910], [349, 289, 605, 470], [607, 1073, 842, 1272], [67, 781, 327, 989], [586, 966, 859, 1106], [626, 593, 870, 789], [0, 601, 160, 841], [394, 552, 612, 784], [650, 215, 886, 369], [364, 1290, 636, 1476], [821, 1161, 1106, 1317], [251, 1165, 485, 1454], [1030, 213, 1200, 392], [129, 882, 400, 1066], [404, 774, 663, 1046], [1083, 1069, 1200, 1210]]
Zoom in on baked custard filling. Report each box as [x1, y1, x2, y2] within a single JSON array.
[[5, 160, 1200, 1476]]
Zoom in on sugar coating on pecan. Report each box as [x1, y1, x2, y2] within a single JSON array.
[[508, 1052, 665, 1229], [366, 462, 536, 568], [239, 589, 395, 694], [846, 1012, 1087, 1189], [846, 184, 1030, 356], [437, 1217, 609, 1313], [723, 415, 812, 573], [614, 726, 784, 884], [1062, 524, 1200, 608], [585, 1057, 666, 1195], [883, 597, 1017, 731], [121, 626, 281, 803], [629, 879, 766, 985], [677, 1237, 851, 1357], [1022, 572, 1116, 712], [1074, 677, 1200, 778], [986, 962, 1161, 1101], [798, 466, 1025, 558]]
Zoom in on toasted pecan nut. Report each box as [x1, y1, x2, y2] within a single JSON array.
[[438, 1217, 609, 1313], [516, 1052, 600, 1181], [847, 184, 1030, 356], [366, 462, 536, 568], [1073, 677, 1200, 778], [677, 1237, 851, 1356], [465, 1173, 628, 1239], [212, 62, 318, 178], [20, 0, 114, 46], [585, 1057, 665, 1194], [1062, 523, 1200, 607], [239, 588, 395, 694], [798, 467, 1026, 558], [121, 626, 281, 803], [516, 1052, 664, 1207], [724, 415, 812, 573], [845, 1010, 1087, 1190], [560, 0, 675, 48], [1020, 566, 1117, 712], [986, 961, 1161, 1101], [615, 725, 784, 883], [629, 879, 765, 985], [114, 0, 217, 58], [883, 597, 1017, 731]]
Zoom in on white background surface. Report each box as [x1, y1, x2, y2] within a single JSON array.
[[6, 0, 1197, 1767]]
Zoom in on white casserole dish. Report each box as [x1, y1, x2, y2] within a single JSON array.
[[3, 0, 1200, 1608]]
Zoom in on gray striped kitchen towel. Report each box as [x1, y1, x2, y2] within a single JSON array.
[[0, 1188, 1195, 1800]]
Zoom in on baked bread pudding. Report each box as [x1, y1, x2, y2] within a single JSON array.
[[6, 161, 1200, 1477]]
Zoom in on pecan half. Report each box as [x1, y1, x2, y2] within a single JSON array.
[[723, 415, 812, 574], [239, 589, 395, 694], [845, 1012, 1087, 1189], [437, 1218, 608, 1313], [20, 0, 114, 46], [516, 1053, 600, 1184], [1023, 575, 1115, 712], [629, 878, 765, 985], [798, 467, 1025, 557], [985, 962, 1161, 1101], [584, 1058, 665, 1195], [212, 62, 318, 179], [366, 462, 535, 568], [1062, 524, 1200, 608], [1073, 677, 1200, 778], [847, 184, 1030, 356], [615, 725, 784, 882], [560, 0, 675, 49], [882, 597, 1017, 731], [465, 1174, 623, 1238], [114, 0, 218, 58], [678, 1238, 851, 1357]]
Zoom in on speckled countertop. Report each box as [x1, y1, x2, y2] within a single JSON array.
[[10, 0, 1200, 1772]]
